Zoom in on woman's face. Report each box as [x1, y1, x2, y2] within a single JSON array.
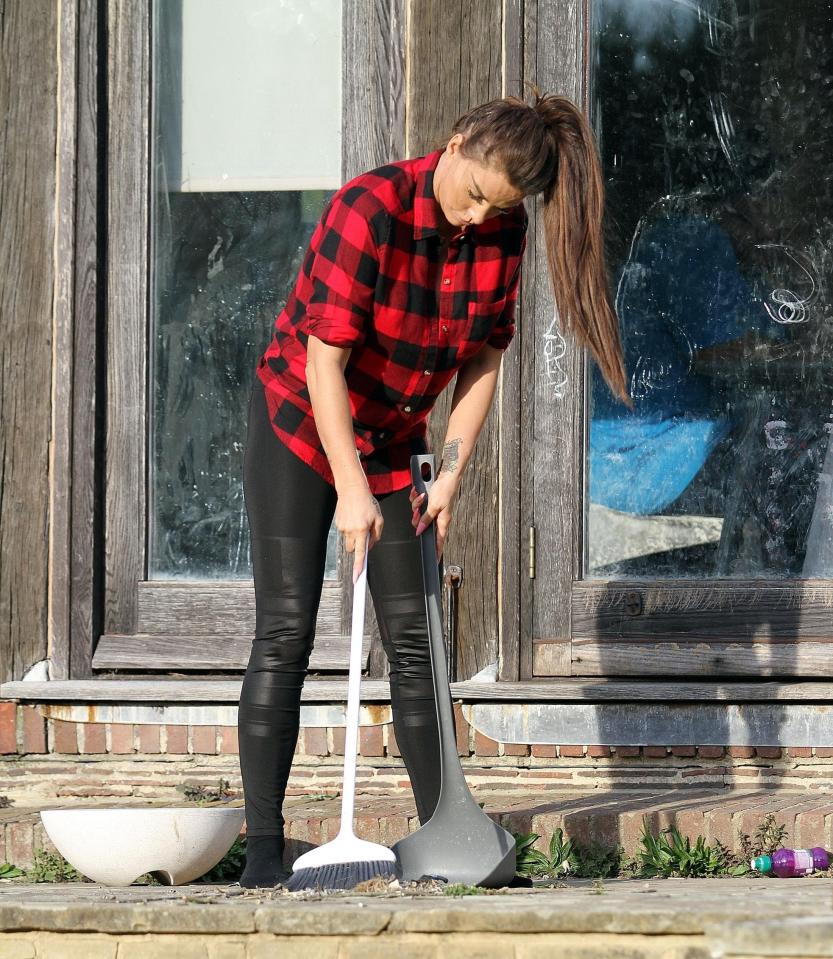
[[433, 133, 525, 230]]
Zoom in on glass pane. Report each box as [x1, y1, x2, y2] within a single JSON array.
[[148, 0, 342, 580], [587, 0, 833, 579]]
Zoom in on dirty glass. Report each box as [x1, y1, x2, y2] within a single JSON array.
[[148, 0, 341, 579], [587, 0, 833, 579]]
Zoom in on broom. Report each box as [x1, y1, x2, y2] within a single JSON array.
[[286, 537, 398, 891]]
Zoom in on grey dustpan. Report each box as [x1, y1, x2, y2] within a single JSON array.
[[392, 454, 516, 888]]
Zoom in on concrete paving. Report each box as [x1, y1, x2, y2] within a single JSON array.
[[0, 873, 831, 916], [1, 877, 832, 942]]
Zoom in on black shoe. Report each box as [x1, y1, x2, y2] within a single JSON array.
[[240, 834, 290, 888]]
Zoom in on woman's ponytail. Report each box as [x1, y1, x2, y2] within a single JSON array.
[[534, 92, 630, 404]]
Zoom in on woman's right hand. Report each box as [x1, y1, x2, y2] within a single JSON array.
[[335, 483, 384, 582]]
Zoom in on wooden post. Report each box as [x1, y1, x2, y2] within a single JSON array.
[[407, 0, 506, 681], [0, 0, 59, 683]]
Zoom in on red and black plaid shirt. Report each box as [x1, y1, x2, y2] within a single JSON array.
[[256, 148, 528, 494]]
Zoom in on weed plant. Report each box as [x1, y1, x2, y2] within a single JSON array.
[[514, 828, 621, 879], [511, 813, 813, 881], [738, 814, 790, 862], [636, 823, 735, 877], [196, 837, 247, 883], [442, 884, 496, 896], [22, 849, 89, 883], [175, 778, 237, 805]]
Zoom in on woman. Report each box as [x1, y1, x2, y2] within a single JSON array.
[[238, 88, 629, 888]]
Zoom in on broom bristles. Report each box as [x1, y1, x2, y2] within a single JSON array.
[[286, 859, 399, 892]]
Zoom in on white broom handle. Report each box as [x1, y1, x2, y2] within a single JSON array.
[[339, 537, 368, 832]]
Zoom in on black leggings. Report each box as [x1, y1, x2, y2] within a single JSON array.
[[238, 376, 441, 837]]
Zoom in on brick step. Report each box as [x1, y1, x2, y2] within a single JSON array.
[[3, 788, 832, 871]]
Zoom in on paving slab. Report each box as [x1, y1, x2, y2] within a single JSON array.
[[707, 916, 833, 958], [1, 878, 831, 958]]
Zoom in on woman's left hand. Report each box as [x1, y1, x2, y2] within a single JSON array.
[[409, 472, 459, 561]]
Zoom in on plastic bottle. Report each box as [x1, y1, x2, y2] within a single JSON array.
[[750, 848, 830, 877]]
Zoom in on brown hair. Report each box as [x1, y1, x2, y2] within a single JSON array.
[[447, 86, 630, 404]]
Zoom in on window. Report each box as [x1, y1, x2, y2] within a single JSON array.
[[94, 0, 400, 673], [524, 0, 833, 678], [587, 0, 833, 582], [149, 0, 342, 581]]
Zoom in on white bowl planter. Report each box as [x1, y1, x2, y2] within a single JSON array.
[[40, 806, 245, 886]]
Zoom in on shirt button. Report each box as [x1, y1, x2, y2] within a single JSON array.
[[423, 369, 430, 376], [442, 325, 448, 333], [442, 278, 451, 285], [403, 405, 412, 413]]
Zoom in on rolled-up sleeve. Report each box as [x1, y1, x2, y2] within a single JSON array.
[[486, 235, 526, 351], [305, 192, 380, 349]]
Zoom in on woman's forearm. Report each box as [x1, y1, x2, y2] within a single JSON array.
[[305, 340, 368, 493], [440, 345, 503, 481]]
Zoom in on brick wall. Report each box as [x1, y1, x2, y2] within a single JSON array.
[[3, 701, 833, 809]]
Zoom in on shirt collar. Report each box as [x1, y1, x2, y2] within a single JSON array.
[[412, 149, 467, 242]]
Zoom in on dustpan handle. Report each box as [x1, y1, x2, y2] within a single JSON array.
[[410, 455, 467, 797]]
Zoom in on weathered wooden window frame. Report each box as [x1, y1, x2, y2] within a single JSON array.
[[52, 0, 406, 677], [522, 0, 833, 682], [503, 0, 588, 681], [50, 0, 101, 681]]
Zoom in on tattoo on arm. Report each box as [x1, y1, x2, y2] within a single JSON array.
[[440, 438, 463, 474]]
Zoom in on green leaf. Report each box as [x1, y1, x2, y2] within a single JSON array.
[[548, 828, 573, 868], [513, 832, 541, 854], [515, 850, 551, 877]]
